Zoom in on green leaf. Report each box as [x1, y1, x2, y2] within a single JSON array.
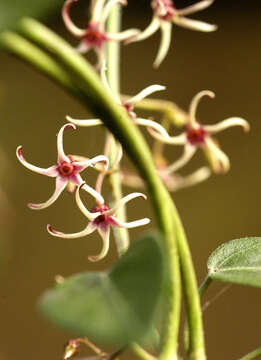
[[0, 0, 62, 32], [207, 237, 261, 287], [39, 233, 163, 345]]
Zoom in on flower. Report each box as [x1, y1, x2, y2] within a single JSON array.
[[17, 124, 109, 209], [148, 90, 250, 173], [47, 183, 150, 261], [62, 0, 139, 68], [66, 62, 171, 139], [127, 0, 217, 67]]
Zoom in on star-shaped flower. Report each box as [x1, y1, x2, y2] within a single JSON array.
[[17, 124, 109, 209], [127, 0, 217, 67], [148, 90, 250, 173], [47, 183, 150, 261], [66, 62, 171, 139], [63, 0, 139, 68]]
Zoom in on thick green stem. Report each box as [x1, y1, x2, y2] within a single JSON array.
[[238, 347, 261, 360], [105, 2, 129, 256], [9, 19, 182, 360]]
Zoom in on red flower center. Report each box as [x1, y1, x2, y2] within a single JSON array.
[[153, 0, 175, 21], [92, 204, 110, 225], [186, 125, 208, 145], [58, 161, 75, 177], [84, 24, 108, 48]]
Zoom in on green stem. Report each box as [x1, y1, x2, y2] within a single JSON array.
[[238, 347, 261, 360], [199, 276, 212, 298], [130, 343, 157, 360], [105, 2, 129, 256], [16, 18, 182, 360]]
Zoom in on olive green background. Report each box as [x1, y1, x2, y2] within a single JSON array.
[[0, 0, 261, 359]]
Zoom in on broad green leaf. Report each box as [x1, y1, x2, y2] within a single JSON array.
[[0, 0, 62, 32], [207, 237, 261, 287], [39, 233, 163, 345]]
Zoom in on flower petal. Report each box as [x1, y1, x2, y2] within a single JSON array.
[[103, 192, 147, 216], [91, 0, 106, 23], [166, 166, 211, 191], [154, 21, 172, 68], [100, 0, 127, 24], [147, 128, 186, 145], [161, 144, 197, 174], [74, 155, 109, 172], [204, 117, 250, 134], [109, 215, 150, 229], [75, 184, 102, 220], [47, 221, 96, 239], [204, 137, 230, 173], [101, 61, 121, 103], [88, 226, 110, 262], [108, 29, 141, 41], [76, 41, 91, 54], [189, 90, 215, 126], [173, 16, 217, 32], [66, 115, 103, 127], [28, 176, 68, 210], [125, 16, 160, 44], [16, 146, 58, 177], [57, 123, 76, 163], [125, 85, 165, 105], [62, 0, 87, 37], [175, 0, 215, 16], [135, 117, 170, 139]]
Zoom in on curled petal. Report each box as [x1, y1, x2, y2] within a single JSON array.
[[108, 29, 141, 41], [28, 176, 68, 210], [135, 118, 170, 139], [47, 221, 96, 239], [77, 179, 105, 205], [176, 0, 215, 16], [161, 144, 197, 174], [109, 216, 150, 229], [57, 123, 76, 163], [75, 155, 109, 172], [204, 117, 250, 134], [91, 0, 106, 23], [166, 166, 211, 191], [204, 137, 230, 173], [103, 192, 147, 216], [154, 21, 172, 68], [75, 184, 102, 220], [125, 85, 166, 106], [88, 226, 110, 262], [189, 90, 215, 126], [16, 146, 58, 177], [101, 0, 127, 24], [173, 16, 217, 32], [76, 41, 91, 54], [66, 115, 103, 127], [148, 128, 186, 145], [125, 16, 160, 44], [62, 0, 87, 37]]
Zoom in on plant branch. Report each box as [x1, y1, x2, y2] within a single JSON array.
[[238, 347, 261, 360]]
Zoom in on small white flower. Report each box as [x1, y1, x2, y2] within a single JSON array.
[[127, 0, 217, 67]]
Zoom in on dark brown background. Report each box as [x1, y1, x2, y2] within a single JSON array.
[[0, 0, 261, 359]]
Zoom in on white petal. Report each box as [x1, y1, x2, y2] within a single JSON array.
[[76, 155, 109, 172], [103, 192, 147, 216], [125, 85, 165, 105], [108, 29, 140, 41], [125, 16, 160, 44], [57, 123, 76, 163], [174, 16, 217, 32], [91, 0, 106, 23], [81, 182, 105, 206], [66, 115, 103, 127], [75, 184, 102, 220], [204, 117, 250, 134], [28, 176, 68, 210], [88, 226, 110, 262], [205, 137, 230, 173], [100, 60, 121, 103], [168, 166, 211, 191], [136, 117, 170, 139], [176, 0, 215, 16], [76, 41, 91, 54], [189, 90, 215, 126], [153, 21, 172, 68], [162, 145, 197, 174], [110, 216, 150, 229], [16, 146, 58, 177], [47, 222, 96, 239], [101, 0, 127, 23], [62, 0, 87, 37], [147, 128, 186, 145]]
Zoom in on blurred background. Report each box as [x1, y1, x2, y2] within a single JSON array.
[[0, 0, 261, 359]]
